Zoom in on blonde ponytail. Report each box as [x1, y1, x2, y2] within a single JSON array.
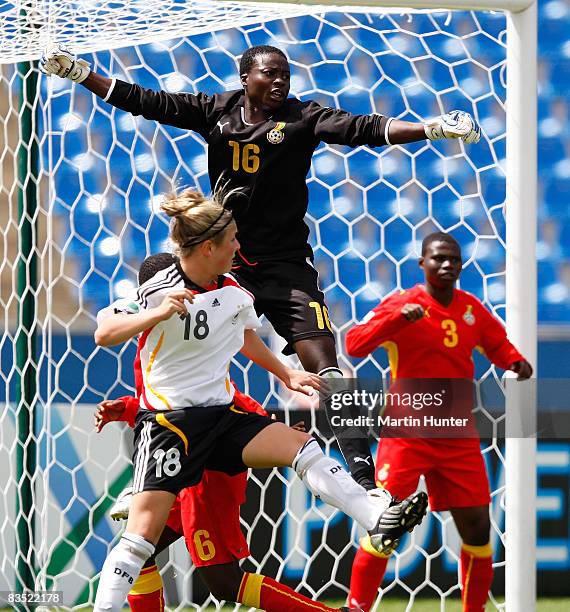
[[160, 188, 234, 256]]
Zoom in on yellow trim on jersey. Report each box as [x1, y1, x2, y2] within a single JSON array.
[[475, 344, 487, 357], [229, 404, 247, 415], [380, 341, 399, 380], [239, 572, 263, 608], [360, 535, 392, 559], [129, 565, 163, 595], [462, 542, 492, 558], [156, 413, 189, 455], [145, 331, 172, 410]]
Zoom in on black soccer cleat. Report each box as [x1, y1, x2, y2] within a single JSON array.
[[339, 607, 364, 612], [368, 490, 428, 555]]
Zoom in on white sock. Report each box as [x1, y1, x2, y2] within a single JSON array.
[[292, 438, 390, 531], [93, 532, 155, 611]]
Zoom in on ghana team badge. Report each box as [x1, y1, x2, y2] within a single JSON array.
[[463, 304, 476, 325], [267, 121, 286, 144]]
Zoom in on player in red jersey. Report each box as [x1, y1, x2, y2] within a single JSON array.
[[96, 252, 358, 612], [344, 232, 532, 612]]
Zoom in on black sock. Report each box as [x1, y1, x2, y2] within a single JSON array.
[[319, 367, 376, 491]]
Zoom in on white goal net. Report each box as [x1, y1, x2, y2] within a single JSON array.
[[0, 1, 515, 609]]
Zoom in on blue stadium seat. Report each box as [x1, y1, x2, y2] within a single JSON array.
[[377, 53, 415, 84], [540, 131, 566, 159], [424, 33, 469, 64], [337, 255, 367, 294], [538, 261, 558, 287], [541, 302, 570, 322], [545, 179, 570, 220], [458, 264, 484, 298], [399, 257, 423, 288], [383, 218, 414, 261], [430, 186, 462, 229], [316, 216, 350, 256], [551, 61, 570, 95], [348, 25, 390, 55]]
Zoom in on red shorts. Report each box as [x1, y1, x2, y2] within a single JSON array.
[[375, 437, 491, 512], [165, 470, 249, 567]]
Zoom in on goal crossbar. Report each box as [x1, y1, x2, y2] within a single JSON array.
[[0, 0, 536, 64], [225, 0, 535, 14]]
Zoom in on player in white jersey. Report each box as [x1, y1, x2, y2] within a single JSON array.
[[99, 261, 262, 412], [92, 187, 427, 612]]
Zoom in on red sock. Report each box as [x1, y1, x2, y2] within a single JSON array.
[[237, 572, 336, 612], [461, 543, 493, 612], [127, 564, 164, 612], [347, 537, 390, 612]]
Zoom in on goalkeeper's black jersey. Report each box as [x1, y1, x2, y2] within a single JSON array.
[[108, 81, 390, 261]]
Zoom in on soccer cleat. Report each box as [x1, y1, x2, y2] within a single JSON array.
[[109, 486, 133, 521], [339, 606, 364, 612], [368, 491, 428, 555]]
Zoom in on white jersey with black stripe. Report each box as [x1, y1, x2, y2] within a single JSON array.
[[97, 263, 260, 411]]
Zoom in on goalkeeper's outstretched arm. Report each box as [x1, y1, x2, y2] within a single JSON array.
[[41, 43, 481, 145]]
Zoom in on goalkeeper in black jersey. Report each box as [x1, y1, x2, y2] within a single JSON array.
[[41, 43, 481, 495]]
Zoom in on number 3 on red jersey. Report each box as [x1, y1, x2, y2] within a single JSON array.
[[441, 319, 458, 348]]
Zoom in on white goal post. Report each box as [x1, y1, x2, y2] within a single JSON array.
[[1, 0, 537, 610]]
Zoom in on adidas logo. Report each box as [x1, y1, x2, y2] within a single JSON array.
[[212, 298, 221, 307]]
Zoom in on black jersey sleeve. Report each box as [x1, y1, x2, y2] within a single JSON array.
[[305, 100, 390, 148], [106, 79, 221, 138]]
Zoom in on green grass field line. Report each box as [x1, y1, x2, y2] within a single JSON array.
[[192, 599, 570, 611], [1, 598, 569, 611]]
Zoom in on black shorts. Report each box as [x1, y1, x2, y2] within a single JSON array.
[[232, 254, 334, 355], [132, 404, 273, 494]]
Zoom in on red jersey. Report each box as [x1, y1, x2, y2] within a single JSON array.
[[346, 285, 524, 379], [346, 285, 525, 438]]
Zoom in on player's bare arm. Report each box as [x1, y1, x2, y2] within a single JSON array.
[[387, 113, 480, 145], [94, 289, 194, 346], [82, 71, 113, 98], [241, 328, 321, 396]]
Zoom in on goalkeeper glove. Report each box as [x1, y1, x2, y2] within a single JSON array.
[[424, 110, 481, 144], [40, 43, 91, 84]]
